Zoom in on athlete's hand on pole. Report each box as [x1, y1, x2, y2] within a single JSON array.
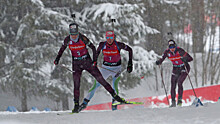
[[155, 60, 160, 65], [54, 57, 60, 65]]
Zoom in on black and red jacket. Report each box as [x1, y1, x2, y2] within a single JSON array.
[[158, 47, 193, 67], [56, 33, 97, 62], [96, 40, 132, 66]]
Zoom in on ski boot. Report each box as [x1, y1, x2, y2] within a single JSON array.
[[72, 101, 79, 113], [112, 93, 126, 103], [170, 100, 176, 107], [78, 98, 90, 112], [177, 97, 182, 106], [112, 99, 118, 111]]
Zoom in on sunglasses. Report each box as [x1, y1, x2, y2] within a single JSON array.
[[169, 45, 175, 49], [70, 32, 79, 35], [106, 37, 114, 39]]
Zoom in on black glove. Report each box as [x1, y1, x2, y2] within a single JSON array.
[[54, 57, 60, 65], [155, 60, 160, 65], [127, 60, 133, 73], [92, 60, 97, 67], [181, 57, 188, 63]]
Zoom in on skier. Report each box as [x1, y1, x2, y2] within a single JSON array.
[[54, 23, 126, 113], [155, 40, 193, 107], [79, 30, 133, 111]]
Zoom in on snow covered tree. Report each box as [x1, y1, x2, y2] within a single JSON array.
[[78, 2, 159, 91], [0, 0, 161, 110], [0, 45, 5, 67], [0, 0, 73, 111]]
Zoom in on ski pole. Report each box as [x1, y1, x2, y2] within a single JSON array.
[[98, 64, 146, 79], [159, 65, 170, 106], [114, 69, 127, 78], [97, 65, 117, 73], [96, 65, 128, 78], [58, 64, 75, 73], [183, 63, 203, 106], [183, 64, 197, 98]]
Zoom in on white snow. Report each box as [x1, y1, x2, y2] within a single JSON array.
[[0, 102, 219, 124], [163, 0, 181, 5], [39, 62, 54, 76], [4, 55, 10, 64], [81, 3, 159, 37], [36, 30, 57, 39], [15, 24, 27, 41], [0, 29, 5, 38], [132, 46, 158, 75], [31, 0, 44, 8]]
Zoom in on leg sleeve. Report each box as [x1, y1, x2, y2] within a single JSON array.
[[85, 80, 101, 100], [112, 66, 121, 97], [112, 76, 120, 95]]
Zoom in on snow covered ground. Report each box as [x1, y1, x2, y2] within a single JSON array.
[[0, 101, 219, 124]]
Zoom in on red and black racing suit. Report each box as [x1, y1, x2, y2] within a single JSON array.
[[55, 33, 116, 103], [96, 40, 133, 66], [157, 47, 193, 101]]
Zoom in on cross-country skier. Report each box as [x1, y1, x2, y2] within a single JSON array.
[[54, 23, 126, 113], [155, 40, 193, 107], [79, 30, 133, 111]]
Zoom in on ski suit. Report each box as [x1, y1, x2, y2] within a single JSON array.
[[85, 41, 132, 101], [157, 47, 193, 101], [56, 33, 116, 102]]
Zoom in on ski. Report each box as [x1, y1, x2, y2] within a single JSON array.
[[57, 112, 80, 115], [57, 112, 73, 115], [57, 101, 143, 115], [112, 101, 144, 106]]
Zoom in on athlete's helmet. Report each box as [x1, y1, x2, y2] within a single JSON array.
[[168, 39, 177, 49], [106, 30, 115, 38], [69, 23, 79, 35]]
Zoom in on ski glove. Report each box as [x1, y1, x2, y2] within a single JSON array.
[[127, 60, 133, 73], [181, 57, 188, 63], [155, 60, 160, 65], [54, 56, 60, 65]]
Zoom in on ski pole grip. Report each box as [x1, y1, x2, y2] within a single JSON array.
[[71, 14, 75, 18], [167, 32, 172, 35], [111, 19, 116, 23]]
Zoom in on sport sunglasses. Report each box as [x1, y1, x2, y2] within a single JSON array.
[[69, 32, 79, 35], [169, 45, 175, 49], [106, 37, 114, 39]]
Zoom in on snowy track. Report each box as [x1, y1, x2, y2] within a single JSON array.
[[0, 102, 220, 124]]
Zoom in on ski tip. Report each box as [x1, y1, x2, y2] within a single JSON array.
[[112, 101, 144, 106], [57, 112, 76, 115]]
